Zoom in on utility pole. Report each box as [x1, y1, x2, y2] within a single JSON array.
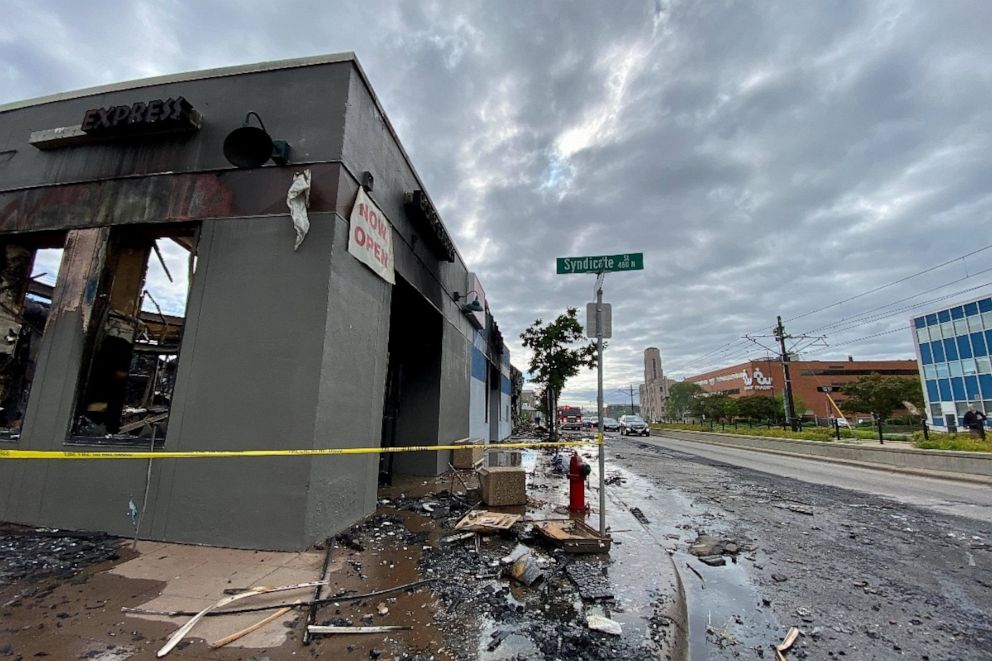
[[774, 316, 799, 432], [627, 383, 637, 415]]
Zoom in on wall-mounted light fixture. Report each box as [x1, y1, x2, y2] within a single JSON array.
[[223, 111, 290, 169], [452, 290, 484, 313], [361, 170, 374, 192]]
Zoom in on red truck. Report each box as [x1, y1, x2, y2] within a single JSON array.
[[557, 405, 583, 431]]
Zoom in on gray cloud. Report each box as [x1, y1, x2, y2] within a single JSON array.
[[4, 0, 991, 408]]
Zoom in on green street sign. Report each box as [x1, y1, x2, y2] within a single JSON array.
[[556, 253, 644, 275]]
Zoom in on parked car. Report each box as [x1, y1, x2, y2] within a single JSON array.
[[581, 417, 620, 432], [619, 415, 649, 436]]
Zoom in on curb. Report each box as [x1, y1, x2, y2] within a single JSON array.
[[643, 430, 992, 486], [665, 551, 690, 661]]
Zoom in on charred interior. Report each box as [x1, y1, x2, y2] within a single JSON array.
[[0, 233, 65, 438], [70, 224, 197, 445]]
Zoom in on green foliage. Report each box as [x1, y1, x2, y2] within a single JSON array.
[[912, 432, 992, 452], [665, 381, 703, 419], [691, 394, 738, 421], [652, 422, 838, 442], [840, 373, 925, 421], [736, 395, 781, 421], [520, 308, 597, 438]]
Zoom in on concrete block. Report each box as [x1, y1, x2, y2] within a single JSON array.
[[485, 450, 522, 468], [478, 466, 527, 506], [452, 440, 484, 469]]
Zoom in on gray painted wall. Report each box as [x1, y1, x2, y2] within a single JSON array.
[[0, 55, 503, 550], [0, 64, 350, 193]]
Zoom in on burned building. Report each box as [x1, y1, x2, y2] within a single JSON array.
[[0, 53, 512, 550]]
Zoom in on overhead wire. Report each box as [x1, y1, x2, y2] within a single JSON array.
[[784, 243, 992, 324], [672, 245, 992, 377], [797, 264, 992, 336], [810, 279, 992, 337]]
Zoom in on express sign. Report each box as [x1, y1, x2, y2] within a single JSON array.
[[80, 97, 198, 135]]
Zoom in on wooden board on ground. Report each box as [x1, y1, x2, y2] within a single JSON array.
[[534, 519, 612, 553], [455, 510, 521, 533]]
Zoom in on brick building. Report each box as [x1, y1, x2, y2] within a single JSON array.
[[685, 358, 919, 419]]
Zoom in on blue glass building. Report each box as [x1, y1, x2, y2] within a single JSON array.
[[912, 296, 992, 431]]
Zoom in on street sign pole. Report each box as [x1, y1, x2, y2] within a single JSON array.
[[595, 272, 606, 536], [554, 252, 643, 538]]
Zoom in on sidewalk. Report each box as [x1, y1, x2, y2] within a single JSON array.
[[654, 428, 992, 484], [0, 443, 688, 660]]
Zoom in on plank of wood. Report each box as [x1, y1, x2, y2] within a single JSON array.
[[307, 625, 411, 634], [156, 581, 326, 658], [455, 510, 521, 532], [210, 604, 294, 648]]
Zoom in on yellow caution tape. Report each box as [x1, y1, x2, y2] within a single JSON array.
[[0, 439, 603, 461]]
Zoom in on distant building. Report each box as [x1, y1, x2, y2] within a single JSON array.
[[911, 296, 992, 431], [606, 403, 639, 418], [639, 347, 672, 422], [520, 389, 539, 422], [684, 358, 919, 419]]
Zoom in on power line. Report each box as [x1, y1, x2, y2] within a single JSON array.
[[806, 326, 908, 354], [806, 279, 992, 337], [798, 264, 992, 335], [674, 245, 992, 375], [785, 243, 992, 323]]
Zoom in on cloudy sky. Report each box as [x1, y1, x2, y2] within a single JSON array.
[[5, 1, 991, 408]]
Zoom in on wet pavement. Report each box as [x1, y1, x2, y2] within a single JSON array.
[[613, 434, 992, 660], [380, 445, 686, 660], [0, 442, 689, 660]]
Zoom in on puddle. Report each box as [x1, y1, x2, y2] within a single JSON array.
[[678, 552, 780, 659], [596, 456, 781, 659], [478, 618, 540, 659]]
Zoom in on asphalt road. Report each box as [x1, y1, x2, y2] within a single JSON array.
[[609, 435, 992, 660], [642, 433, 992, 523]]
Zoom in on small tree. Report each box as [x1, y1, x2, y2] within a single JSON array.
[[666, 381, 703, 420], [738, 395, 771, 421], [841, 374, 924, 421], [520, 308, 597, 440], [722, 397, 740, 421], [695, 394, 734, 422]]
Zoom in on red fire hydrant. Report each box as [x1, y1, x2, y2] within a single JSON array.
[[568, 452, 591, 512]]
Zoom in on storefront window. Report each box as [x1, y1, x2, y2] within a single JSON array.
[[0, 239, 66, 439], [935, 362, 950, 378], [940, 321, 955, 339], [69, 226, 196, 445], [948, 360, 963, 378], [977, 356, 992, 374]]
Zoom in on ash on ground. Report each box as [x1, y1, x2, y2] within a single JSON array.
[[420, 530, 661, 661], [0, 525, 121, 587]]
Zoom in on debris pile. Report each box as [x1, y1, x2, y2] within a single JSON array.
[[0, 525, 120, 586], [688, 532, 751, 567]]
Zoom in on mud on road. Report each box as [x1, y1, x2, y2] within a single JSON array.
[[611, 436, 992, 660]]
